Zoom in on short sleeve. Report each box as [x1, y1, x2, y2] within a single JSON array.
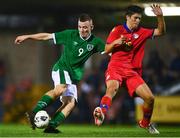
[[95, 38, 105, 53], [53, 30, 71, 45], [144, 28, 154, 39], [106, 26, 121, 44]]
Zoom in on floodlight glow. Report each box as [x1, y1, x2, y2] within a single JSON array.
[[145, 7, 180, 16]]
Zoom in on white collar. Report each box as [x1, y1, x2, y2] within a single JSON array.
[[79, 33, 91, 41]]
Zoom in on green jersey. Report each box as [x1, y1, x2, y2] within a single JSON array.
[[52, 29, 105, 83]]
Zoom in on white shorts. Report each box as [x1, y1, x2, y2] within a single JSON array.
[[51, 70, 78, 101]]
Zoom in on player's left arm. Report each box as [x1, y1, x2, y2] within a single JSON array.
[[152, 4, 166, 36]]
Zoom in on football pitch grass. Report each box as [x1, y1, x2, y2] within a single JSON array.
[[0, 124, 180, 137]]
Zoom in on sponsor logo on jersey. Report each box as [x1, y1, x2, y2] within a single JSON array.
[[87, 44, 94, 51], [133, 33, 139, 39]]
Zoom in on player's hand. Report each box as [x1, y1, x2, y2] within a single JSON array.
[[151, 4, 163, 16], [14, 35, 28, 44], [123, 41, 133, 52], [113, 35, 127, 47]]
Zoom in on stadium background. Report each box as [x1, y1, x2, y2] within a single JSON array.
[[0, 0, 180, 126]]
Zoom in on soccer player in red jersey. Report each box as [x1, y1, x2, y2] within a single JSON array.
[[93, 4, 166, 134]]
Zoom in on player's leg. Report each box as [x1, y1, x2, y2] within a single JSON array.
[[26, 69, 68, 129], [94, 80, 119, 126], [44, 96, 76, 133], [126, 75, 153, 126], [126, 75, 159, 134], [44, 84, 77, 133], [100, 80, 119, 114], [135, 83, 159, 134], [135, 83, 154, 126], [33, 84, 67, 113], [26, 84, 67, 130]]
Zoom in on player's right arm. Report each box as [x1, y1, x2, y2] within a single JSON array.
[[105, 35, 127, 54], [14, 33, 53, 44], [105, 26, 127, 54]]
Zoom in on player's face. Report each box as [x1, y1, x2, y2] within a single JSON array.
[[78, 20, 93, 39], [126, 13, 142, 30]]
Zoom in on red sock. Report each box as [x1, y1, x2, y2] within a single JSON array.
[[100, 96, 112, 115], [142, 107, 153, 127]]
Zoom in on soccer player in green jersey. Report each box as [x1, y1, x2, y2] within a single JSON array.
[[15, 14, 105, 133]]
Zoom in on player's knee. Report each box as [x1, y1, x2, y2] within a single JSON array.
[[53, 86, 67, 98], [107, 85, 118, 93], [64, 99, 75, 109], [106, 88, 118, 98], [106, 80, 119, 97], [63, 97, 76, 108], [144, 95, 155, 105]]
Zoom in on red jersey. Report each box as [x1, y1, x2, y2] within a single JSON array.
[[106, 24, 154, 74]]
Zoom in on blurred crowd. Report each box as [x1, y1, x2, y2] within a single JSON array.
[[143, 48, 180, 94], [0, 48, 180, 124]]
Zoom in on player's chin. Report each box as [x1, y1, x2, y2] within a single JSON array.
[[132, 24, 139, 29], [81, 34, 89, 38]]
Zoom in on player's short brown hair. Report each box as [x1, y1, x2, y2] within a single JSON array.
[[78, 13, 92, 22]]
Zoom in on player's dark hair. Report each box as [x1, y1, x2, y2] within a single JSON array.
[[125, 5, 143, 16], [78, 13, 92, 22]]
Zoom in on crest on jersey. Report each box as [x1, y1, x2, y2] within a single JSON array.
[[133, 33, 139, 39], [87, 44, 94, 51]]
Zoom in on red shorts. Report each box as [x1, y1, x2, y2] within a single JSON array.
[[105, 67, 144, 97]]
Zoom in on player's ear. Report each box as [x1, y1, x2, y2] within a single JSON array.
[[91, 25, 94, 30], [126, 15, 130, 20], [90, 20, 94, 30]]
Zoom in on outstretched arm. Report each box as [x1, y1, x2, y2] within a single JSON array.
[[152, 4, 166, 36], [14, 33, 53, 44]]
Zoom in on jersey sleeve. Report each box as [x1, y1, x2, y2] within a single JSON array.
[[106, 26, 120, 44], [95, 38, 105, 53], [144, 28, 154, 39], [53, 30, 71, 45]]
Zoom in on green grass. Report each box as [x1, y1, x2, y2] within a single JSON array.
[[0, 124, 180, 137]]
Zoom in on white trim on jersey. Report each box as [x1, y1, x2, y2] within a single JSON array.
[[79, 33, 91, 41], [64, 71, 72, 84], [101, 51, 106, 54], [52, 33, 56, 44]]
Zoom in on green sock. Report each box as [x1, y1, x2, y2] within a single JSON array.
[[33, 95, 53, 113], [49, 112, 65, 128]]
